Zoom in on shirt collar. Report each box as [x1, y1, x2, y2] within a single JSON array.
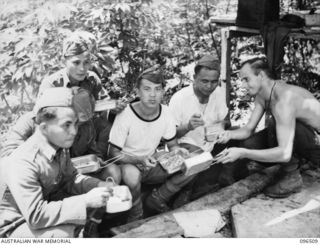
[[63, 68, 87, 87], [33, 130, 59, 162]]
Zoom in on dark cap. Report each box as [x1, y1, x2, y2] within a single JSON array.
[[137, 65, 165, 86], [195, 54, 220, 71]]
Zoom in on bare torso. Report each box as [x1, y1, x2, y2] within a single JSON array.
[[271, 81, 320, 132]]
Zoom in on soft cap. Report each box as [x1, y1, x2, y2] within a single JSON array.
[[34, 87, 73, 115], [195, 54, 220, 71]]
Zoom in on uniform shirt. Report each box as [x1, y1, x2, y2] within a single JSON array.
[[0, 112, 102, 159], [0, 130, 101, 237], [38, 68, 104, 100], [169, 85, 228, 152], [109, 103, 176, 157]]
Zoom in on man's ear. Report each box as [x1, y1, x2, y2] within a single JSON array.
[[258, 70, 266, 80], [39, 122, 48, 136]]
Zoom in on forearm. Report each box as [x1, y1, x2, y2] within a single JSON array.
[[109, 147, 144, 165], [176, 124, 190, 138], [243, 146, 291, 163], [229, 127, 253, 141]]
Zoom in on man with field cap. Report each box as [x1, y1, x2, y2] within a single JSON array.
[[0, 87, 113, 238]]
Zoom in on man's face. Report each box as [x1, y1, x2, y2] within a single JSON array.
[[137, 79, 164, 110], [193, 68, 220, 97], [43, 107, 78, 149], [240, 64, 262, 96], [65, 51, 91, 82]]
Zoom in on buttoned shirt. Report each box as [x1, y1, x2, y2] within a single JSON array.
[[38, 68, 104, 100], [0, 112, 102, 159], [0, 130, 101, 237]]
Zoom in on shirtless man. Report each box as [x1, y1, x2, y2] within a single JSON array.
[[215, 57, 320, 198]]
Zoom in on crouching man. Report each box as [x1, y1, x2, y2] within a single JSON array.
[[0, 88, 112, 238], [108, 67, 194, 221], [215, 57, 320, 198]]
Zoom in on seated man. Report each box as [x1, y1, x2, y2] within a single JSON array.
[[108, 67, 194, 220], [38, 31, 127, 159], [169, 54, 228, 154], [215, 57, 320, 198], [0, 88, 113, 238], [168, 54, 236, 204], [0, 88, 119, 183]]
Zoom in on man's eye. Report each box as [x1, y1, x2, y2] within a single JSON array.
[[156, 87, 162, 91], [73, 61, 80, 65], [84, 60, 90, 65]]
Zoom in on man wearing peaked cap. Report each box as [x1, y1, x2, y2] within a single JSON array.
[[0, 87, 114, 238]]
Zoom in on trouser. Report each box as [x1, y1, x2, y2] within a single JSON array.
[[124, 163, 195, 220], [241, 120, 320, 169], [179, 140, 248, 199]]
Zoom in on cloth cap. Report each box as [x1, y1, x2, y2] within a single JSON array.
[[195, 54, 220, 71], [34, 87, 73, 115], [137, 65, 165, 85], [63, 35, 89, 57]]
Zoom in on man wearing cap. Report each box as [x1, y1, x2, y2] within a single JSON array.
[[169, 54, 229, 153], [108, 66, 194, 220], [0, 88, 119, 184], [0, 88, 113, 238], [168, 55, 234, 199], [38, 32, 127, 159]]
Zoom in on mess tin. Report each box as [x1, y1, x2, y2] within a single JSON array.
[[157, 151, 186, 174], [106, 185, 132, 213], [71, 154, 100, 174], [204, 123, 224, 142], [95, 98, 117, 112]]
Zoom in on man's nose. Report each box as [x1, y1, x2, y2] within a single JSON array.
[[150, 89, 156, 96], [70, 124, 78, 136], [79, 63, 85, 71]]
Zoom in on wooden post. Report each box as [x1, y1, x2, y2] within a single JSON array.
[[221, 27, 231, 108]]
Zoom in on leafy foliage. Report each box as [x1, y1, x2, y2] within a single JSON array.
[[0, 0, 319, 138]]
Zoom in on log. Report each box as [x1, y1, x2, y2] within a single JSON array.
[[111, 165, 280, 238]]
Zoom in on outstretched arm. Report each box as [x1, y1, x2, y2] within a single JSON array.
[[217, 100, 265, 144], [216, 99, 296, 163]]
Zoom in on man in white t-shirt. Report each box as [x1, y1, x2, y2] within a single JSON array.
[[108, 67, 194, 221], [169, 54, 229, 153]]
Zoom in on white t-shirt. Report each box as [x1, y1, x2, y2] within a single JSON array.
[[109, 103, 176, 157], [169, 85, 228, 152]]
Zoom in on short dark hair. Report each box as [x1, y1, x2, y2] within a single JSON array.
[[194, 65, 220, 76], [241, 57, 276, 79], [35, 107, 58, 124]]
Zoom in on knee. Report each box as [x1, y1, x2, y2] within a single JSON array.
[[104, 164, 121, 184], [121, 165, 141, 190], [93, 164, 121, 184]]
